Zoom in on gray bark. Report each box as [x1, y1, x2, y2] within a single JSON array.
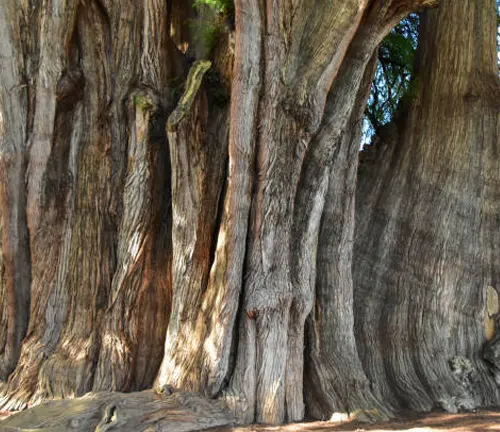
[[354, 0, 500, 414], [1, 0, 489, 428], [0, 390, 233, 431]]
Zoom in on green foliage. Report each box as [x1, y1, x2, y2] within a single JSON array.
[[190, 0, 234, 59], [133, 94, 153, 111], [363, 15, 419, 143], [193, 0, 234, 15]]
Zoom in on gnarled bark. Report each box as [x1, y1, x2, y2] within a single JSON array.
[[0, 0, 182, 409], [354, 0, 500, 414], [3, 0, 491, 428], [0, 390, 233, 432], [156, 0, 439, 425]]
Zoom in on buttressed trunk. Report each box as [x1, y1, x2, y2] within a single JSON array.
[[0, 0, 183, 410], [156, 0, 437, 424], [354, 0, 500, 414], [0, 0, 470, 427]]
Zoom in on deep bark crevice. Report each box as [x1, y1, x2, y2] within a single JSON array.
[[2, 0, 497, 428], [354, 0, 500, 415]]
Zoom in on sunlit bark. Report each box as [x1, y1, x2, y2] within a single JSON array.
[[3, 0, 496, 427]]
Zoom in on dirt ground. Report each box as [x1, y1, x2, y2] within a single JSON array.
[[2, 409, 500, 431], [226, 410, 500, 432]]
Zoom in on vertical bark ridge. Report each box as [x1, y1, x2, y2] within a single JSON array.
[[354, 0, 500, 414], [91, 92, 157, 392], [1, 0, 80, 406], [0, 1, 31, 382], [156, 60, 230, 393], [25, 0, 79, 236], [230, 0, 370, 423], [156, 0, 260, 414], [285, 0, 431, 422], [0, 214, 6, 374], [93, 0, 181, 393], [221, 0, 434, 424], [301, 51, 391, 423], [33, 0, 116, 401]]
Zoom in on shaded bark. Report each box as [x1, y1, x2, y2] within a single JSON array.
[[303, 52, 388, 423], [354, 0, 500, 414], [0, 0, 32, 383], [2, 0, 487, 428], [0, 0, 182, 409]]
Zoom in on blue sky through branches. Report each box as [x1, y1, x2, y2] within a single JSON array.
[[362, 2, 500, 148]]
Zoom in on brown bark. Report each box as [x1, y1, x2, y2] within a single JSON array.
[[0, 390, 233, 431], [0, 0, 32, 384], [354, 0, 500, 414], [0, 0, 183, 409], [2, 0, 488, 428]]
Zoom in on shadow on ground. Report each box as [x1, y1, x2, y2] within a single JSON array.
[[227, 410, 500, 432], [2, 393, 500, 431]]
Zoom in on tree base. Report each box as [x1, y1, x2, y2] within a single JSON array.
[[0, 390, 233, 432]]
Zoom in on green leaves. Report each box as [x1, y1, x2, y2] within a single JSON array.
[[193, 0, 234, 14], [363, 15, 419, 143], [190, 0, 235, 58]]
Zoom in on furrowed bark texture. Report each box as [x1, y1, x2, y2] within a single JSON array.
[[156, 0, 439, 425], [354, 0, 500, 414], [303, 52, 391, 423], [155, 60, 230, 395], [0, 0, 182, 410], [2, 0, 485, 427], [0, 0, 32, 384]]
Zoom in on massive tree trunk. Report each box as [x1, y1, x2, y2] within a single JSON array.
[[354, 0, 500, 414], [2, 0, 496, 427], [155, 0, 435, 424], [0, 0, 183, 410]]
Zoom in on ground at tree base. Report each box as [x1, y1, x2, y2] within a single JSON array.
[[1, 398, 500, 431], [228, 410, 500, 432]]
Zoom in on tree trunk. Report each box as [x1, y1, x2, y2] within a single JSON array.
[[3, 0, 493, 427], [156, 0, 436, 424], [302, 51, 390, 423], [354, 0, 500, 414], [0, 0, 32, 385], [0, 0, 183, 410]]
